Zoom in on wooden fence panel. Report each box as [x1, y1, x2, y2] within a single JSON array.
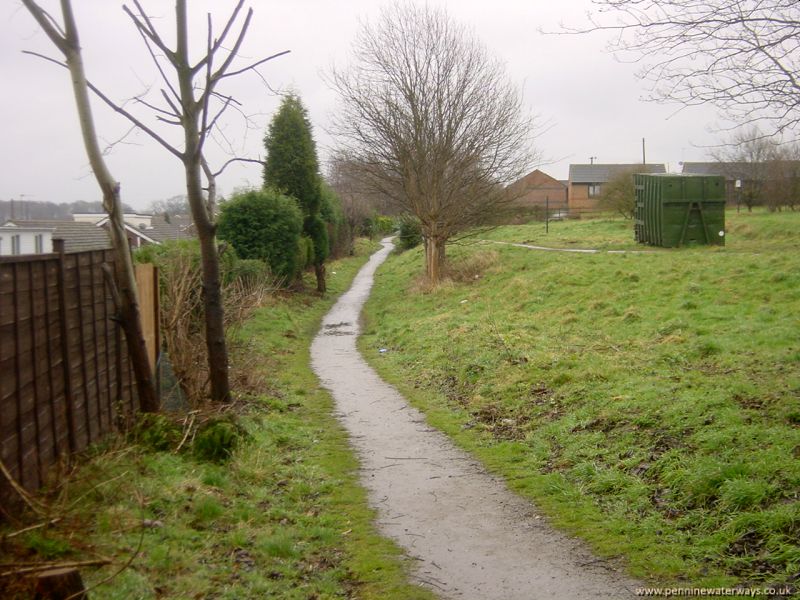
[[136, 263, 159, 374], [0, 248, 159, 515]]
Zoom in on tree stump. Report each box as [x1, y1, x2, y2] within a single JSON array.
[[33, 567, 87, 599]]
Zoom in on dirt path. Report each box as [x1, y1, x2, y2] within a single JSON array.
[[484, 239, 657, 254], [311, 239, 641, 599]]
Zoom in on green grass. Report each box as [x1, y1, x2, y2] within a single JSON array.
[[1, 238, 433, 600], [361, 209, 800, 591], [479, 208, 800, 252]]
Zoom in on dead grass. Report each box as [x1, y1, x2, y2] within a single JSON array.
[[409, 249, 500, 293]]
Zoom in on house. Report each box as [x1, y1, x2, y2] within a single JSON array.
[[0, 223, 54, 256], [506, 169, 568, 217], [1, 220, 111, 254], [75, 212, 196, 248], [568, 163, 667, 214]]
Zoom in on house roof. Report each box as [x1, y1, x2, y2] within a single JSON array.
[[95, 214, 196, 244], [569, 163, 667, 183], [1, 223, 55, 232], [5, 219, 111, 253], [680, 161, 800, 180], [680, 162, 751, 179], [508, 169, 567, 190], [146, 215, 196, 243]]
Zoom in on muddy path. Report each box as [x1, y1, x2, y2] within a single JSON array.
[[311, 238, 641, 599]]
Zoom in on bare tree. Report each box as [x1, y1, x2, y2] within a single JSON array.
[[568, 1, 800, 136], [711, 126, 774, 211], [766, 143, 800, 211], [327, 152, 396, 246], [22, 0, 158, 412], [329, 3, 535, 284], [598, 167, 639, 219], [119, 1, 288, 403], [149, 195, 190, 218], [25, 1, 287, 403]]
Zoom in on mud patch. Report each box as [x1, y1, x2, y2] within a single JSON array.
[[323, 321, 355, 336]]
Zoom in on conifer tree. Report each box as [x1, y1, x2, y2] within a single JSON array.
[[264, 94, 328, 292]]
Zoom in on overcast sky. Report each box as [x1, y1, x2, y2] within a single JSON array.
[[1, 1, 729, 212]]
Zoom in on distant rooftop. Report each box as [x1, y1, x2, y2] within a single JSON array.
[[95, 213, 195, 243], [569, 163, 667, 183], [5, 219, 111, 253]]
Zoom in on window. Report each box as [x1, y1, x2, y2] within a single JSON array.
[[11, 235, 20, 255], [588, 183, 602, 198], [35, 234, 43, 254]]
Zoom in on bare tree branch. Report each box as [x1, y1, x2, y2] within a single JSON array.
[[23, 50, 184, 161], [123, 1, 176, 64], [206, 6, 254, 84], [555, 0, 800, 137], [218, 50, 291, 80], [21, 0, 68, 54], [211, 156, 265, 179], [191, 1, 245, 75]]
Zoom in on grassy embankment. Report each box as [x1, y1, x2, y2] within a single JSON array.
[[360, 210, 800, 591], [1, 239, 433, 600]]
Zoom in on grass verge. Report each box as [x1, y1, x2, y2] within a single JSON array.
[[1, 238, 433, 600], [360, 210, 800, 593], [479, 208, 800, 252]]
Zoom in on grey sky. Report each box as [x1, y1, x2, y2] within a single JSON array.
[[1, 1, 727, 211]]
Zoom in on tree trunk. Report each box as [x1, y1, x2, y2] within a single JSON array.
[[185, 159, 231, 404], [43, 0, 158, 412], [33, 567, 86, 599], [107, 189, 160, 412], [175, 1, 231, 404], [315, 262, 326, 293], [424, 235, 446, 285]]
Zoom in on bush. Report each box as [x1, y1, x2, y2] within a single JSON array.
[[320, 182, 352, 258], [230, 259, 270, 286], [217, 188, 303, 281], [397, 215, 422, 250], [373, 215, 395, 236], [137, 238, 237, 274], [132, 413, 181, 452], [193, 418, 247, 463], [359, 214, 395, 239], [304, 214, 329, 265], [297, 236, 314, 272]]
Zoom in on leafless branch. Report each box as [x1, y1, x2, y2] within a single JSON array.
[[554, 0, 800, 137], [20, 0, 68, 54], [23, 50, 183, 160], [123, 1, 175, 64], [218, 49, 291, 80], [211, 156, 265, 179], [124, 6, 182, 106], [191, 1, 246, 75]]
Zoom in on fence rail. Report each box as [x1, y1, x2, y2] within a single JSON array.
[[0, 246, 158, 513]]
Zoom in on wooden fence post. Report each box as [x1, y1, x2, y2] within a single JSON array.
[[54, 239, 76, 453]]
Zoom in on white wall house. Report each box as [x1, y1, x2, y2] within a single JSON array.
[[0, 223, 54, 256]]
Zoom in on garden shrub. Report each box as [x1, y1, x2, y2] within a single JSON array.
[[217, 188, 303, 281], [397, 215, 423, 250], [193, 418, 248, 463]]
